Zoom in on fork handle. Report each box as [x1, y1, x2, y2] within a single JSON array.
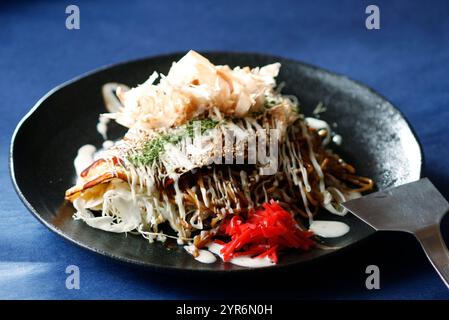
[[415, 224, 449, 289]]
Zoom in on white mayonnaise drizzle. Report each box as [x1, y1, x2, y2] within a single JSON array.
[[309, 220, 350, 238]]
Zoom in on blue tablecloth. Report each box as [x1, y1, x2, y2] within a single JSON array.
[[1, 0, 449, 299]]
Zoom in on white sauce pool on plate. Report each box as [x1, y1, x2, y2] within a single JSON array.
[[207, 242, 275, 268], [74, 144, 96, 177], [305, 117, 330, 131], [184, 245, 217, 264], [305, 117, 331, 145], [102, 140, 114, 150], [332, 134, 342, 145], [309, 220, 350, 238], [97, 116, 110, 140], [224, 255, 274, 268]]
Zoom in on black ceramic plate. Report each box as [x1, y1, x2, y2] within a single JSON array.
[[10, 52, 423, 272]]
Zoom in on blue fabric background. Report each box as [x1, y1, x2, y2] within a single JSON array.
[[1, 0, 449, 299]]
